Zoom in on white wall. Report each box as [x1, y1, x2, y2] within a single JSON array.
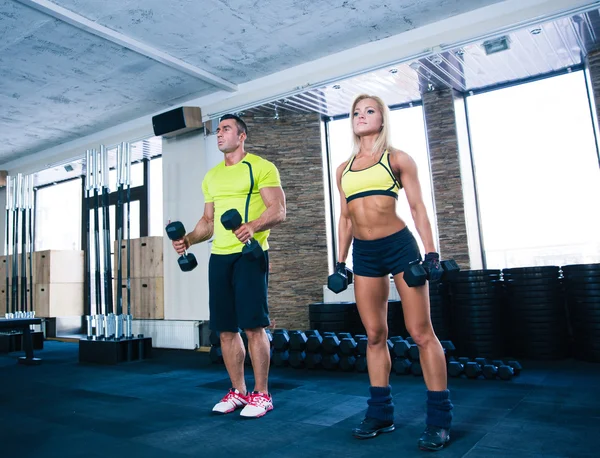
[[161, 130, 223, 321]]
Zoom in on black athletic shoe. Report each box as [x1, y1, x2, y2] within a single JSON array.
[[352, 417, 395, 439], [418, 425, 450, 451]]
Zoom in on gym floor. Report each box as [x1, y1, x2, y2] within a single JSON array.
[[1, 341, 598, 458]]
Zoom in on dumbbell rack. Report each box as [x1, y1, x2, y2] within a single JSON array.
[[208, 328, 523, 381]]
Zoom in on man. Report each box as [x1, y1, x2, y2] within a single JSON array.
[[172, 114, 286, 418]]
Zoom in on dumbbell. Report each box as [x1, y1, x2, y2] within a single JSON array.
[[391, 339, 410, 359], [327, 262, 353, 294], [220, 209, 264, 260], [355, 354, 368, 372], [404, 259, 460, 287], [165, 221, 198, 272], [272, 329, 290, 351], [447, 360, 464, 377], [289, 331, 308, 351], [289, 351, 306, 368], [393, 358, 411, 375]]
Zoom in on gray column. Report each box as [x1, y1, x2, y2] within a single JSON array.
[[245, 112, 327, 330], [422, 88, 471, 269]]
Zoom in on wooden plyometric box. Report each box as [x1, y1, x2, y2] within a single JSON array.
[[34, 250, 84, 284], [0, 254, 35, 284], [34, 283, 84, 318], [117, 278, 164, 319], [114, 236, 163, 279]]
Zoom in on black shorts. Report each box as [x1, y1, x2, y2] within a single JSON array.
[[208, 250, 270, 332], [352, 227, 422, 277]]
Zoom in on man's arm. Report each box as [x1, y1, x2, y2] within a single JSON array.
[[233, 187, 286, 244], [253, 186, 287, 232], [186, 202, 215, 246]]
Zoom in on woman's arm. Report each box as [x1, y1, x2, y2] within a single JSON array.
[[390, 149, 437, 253], [336, 162, 353, 262]]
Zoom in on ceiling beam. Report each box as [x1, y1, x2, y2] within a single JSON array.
[[15, 0, 238, 92]]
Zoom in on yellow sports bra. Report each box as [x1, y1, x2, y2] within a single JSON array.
[[341, 150, 402, 203]]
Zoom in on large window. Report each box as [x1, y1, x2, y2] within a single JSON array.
[[327, 104, 437, 270], [466, 71, 600, 268], [35, 179, 82, 251]]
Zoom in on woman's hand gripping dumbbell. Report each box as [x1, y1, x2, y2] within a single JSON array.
[[404, 252, 460, 287]]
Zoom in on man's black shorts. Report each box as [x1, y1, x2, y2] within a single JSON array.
[[208, 250, 270, 332], [352, 227, 422, 277]]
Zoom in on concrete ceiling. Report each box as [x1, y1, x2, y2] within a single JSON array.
[[0, 0, 506, 165], [247, 7, 600, 118]]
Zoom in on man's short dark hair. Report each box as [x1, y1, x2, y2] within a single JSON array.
[[220, 114, 248, 136]]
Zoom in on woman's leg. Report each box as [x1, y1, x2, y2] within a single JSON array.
[[392, 273, 446, 391], [393, 272, 453, 450], [352, 274, 396, 439], [354, 274, 391, 387]]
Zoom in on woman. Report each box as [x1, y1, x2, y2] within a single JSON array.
[[335, 94, 453, 451]]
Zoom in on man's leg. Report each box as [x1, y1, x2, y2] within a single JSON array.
[[245, 327, 270, 393], [220, 331, 247, 395], [209, 253, 248, 414], [234, 250, 273, 418]]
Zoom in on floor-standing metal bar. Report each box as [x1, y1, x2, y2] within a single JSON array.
[[5, 175, 11, 316], [27, 176, 33, 315], [93, 149, 103, 316], [20, 175, 27, 313]]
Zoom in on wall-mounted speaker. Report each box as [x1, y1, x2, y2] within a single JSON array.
[[152, 107, 203, 138]]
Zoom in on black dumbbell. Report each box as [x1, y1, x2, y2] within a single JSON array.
[[289, 330, 308, 351], [220, 209, 264, 260], [447, 360, 464, 377], [305, 352, 322, 369], [392, 339, 410, 359], [498, 365, 515, 381], [356, 336, 368, 355], [408, 344, 420, 361], [404, 258, 460, 287], [410, 361, 423, 376], [322, 335, 341, 354], [289, 351, 306, 368], [339, 337, 358, 356], [506, 360, 522, 376], [328, 262, 354, 293], [306, 334, 323, 353], [322, 353, 340, 370], [271, 350, 289, 366], [482, 364, 498, 380], [440, 340, 456, 355], [272, 329, 290, 351], [165, 221, 198, 272], [340, 355, 356, 371], [355, 355, 368, 372], [465, 361, 482, 378], [393, 358, 411, 375]]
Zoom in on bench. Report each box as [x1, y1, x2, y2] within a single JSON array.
[[0, 318, 43, 365]]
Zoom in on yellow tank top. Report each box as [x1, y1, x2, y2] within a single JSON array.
[[341, 150, 402, 203]]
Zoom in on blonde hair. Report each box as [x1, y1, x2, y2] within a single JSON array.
[[350, 94, 391, 156]]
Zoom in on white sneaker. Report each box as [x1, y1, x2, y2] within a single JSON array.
[[212, 388, 248, 414], [240, 391, 273, 418]]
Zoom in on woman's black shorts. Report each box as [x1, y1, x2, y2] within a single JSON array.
[[352, 227, 421, 277]]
